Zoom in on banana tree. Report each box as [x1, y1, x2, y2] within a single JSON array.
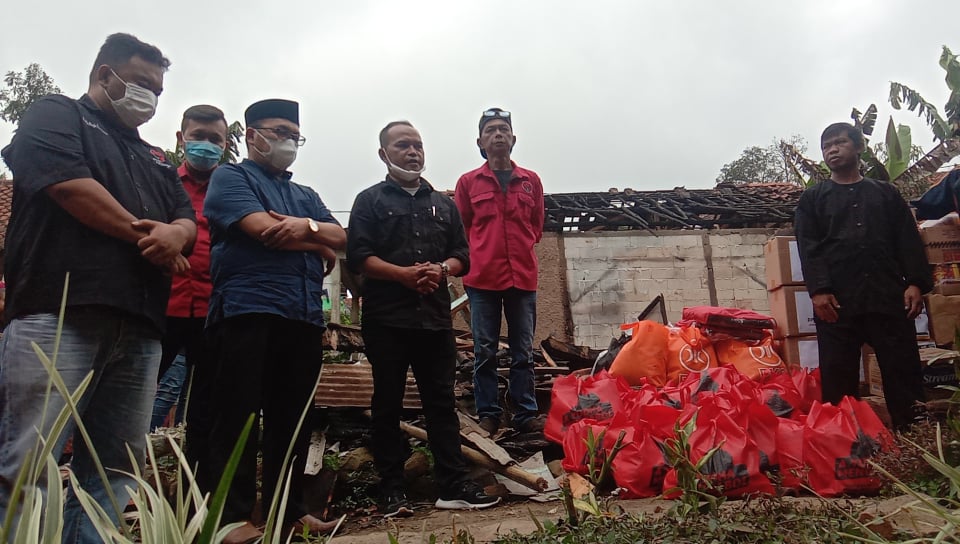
[[887, 45, 960, 189]]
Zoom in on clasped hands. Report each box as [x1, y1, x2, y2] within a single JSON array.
[[400, 262, 444, 295], [133, 219, 192, 274]]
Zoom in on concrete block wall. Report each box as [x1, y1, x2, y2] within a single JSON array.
[[565, 229, 776, 349]]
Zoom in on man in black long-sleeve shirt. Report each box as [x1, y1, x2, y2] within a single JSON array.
[[795, 122, 931, 429], [347, 121, 500, 518]]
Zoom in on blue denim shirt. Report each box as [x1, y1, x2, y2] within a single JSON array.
[[204, 159, 339, 328]]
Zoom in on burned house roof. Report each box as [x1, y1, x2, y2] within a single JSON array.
[[544, 182, 803, 232]]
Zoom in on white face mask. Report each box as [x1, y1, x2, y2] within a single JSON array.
[[105, 69, 157, 128], [254, 130, 298, 170], [382, 150, 424, 183]]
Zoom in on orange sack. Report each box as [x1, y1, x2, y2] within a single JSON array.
[[714, 334, 787, 380], [666, 326, 718, 383], [609, 321, 669, 387]]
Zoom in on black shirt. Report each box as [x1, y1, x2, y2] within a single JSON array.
[[494, 169, 513, 192], [794, 177, 932, 317], [346, 178, 470, 330], [0, 94, 195, 332]]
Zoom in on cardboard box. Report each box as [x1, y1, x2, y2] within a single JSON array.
[[920, 214, 960, 263], [768, 285, 816, 337], [779, 336, 819, 369], [764, 236, 804, 290], [933, 263, 960, 295], [863, 342, 952, 398], [925, 294, 960, 345]]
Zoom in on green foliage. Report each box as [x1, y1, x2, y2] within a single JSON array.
[[890, 45, 960, 143], [1, 273, 337, 543], [0, 63, 61, 125], [716, 135, 807, 185], [492, 497, 873, 544], [661, 412, 725, 517]]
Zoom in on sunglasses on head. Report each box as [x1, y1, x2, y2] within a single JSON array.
[[482, 110, 511, 119]]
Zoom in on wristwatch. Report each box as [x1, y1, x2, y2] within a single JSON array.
[[306, 218, 320, 233], [439, 262, 450, 279]]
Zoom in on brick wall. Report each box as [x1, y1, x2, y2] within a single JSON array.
[[564, 229, 777, 349]]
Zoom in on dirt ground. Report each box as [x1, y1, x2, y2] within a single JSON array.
[[327, 497, 694, 543], [327, 494, 930, 544]]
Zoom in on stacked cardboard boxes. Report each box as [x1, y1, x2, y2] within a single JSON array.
[[764, 236, 930, 376], [921, 215, 960, 345], [862, 343, 958, 399], [765, 236, 819, 369]]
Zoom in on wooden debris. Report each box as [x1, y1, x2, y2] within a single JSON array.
[[457, 412, 514, 466], [322, 323, 364, 352], [541, 334, 602, 370], [398, 420, 548, 492]]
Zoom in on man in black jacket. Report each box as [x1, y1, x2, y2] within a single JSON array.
[[795, 122, 930, 430]]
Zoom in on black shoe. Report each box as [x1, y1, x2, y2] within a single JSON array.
[[516, 415, 545, 434], [435, 481, 501, 510], [381, 491, 414, 519], [478, 417, 500, 435]]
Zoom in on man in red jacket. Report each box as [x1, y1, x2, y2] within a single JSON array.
[[454, 108, 545, 435]]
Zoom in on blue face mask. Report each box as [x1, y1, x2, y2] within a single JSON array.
[[183, 140, 224, 171]]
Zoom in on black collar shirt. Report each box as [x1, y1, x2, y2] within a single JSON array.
[[794, 177, 932, 318], [0, 94, 195, 332], [346, 178, 470, 330]]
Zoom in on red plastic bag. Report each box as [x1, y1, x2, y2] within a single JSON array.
[[803, 397, 896, 497], [776, 416, 806, 491], [613, 419, 671, 498], [665, 326, 718, 383], [545, 370, 630, 444], [742, 403, 780, 481], [609, 321, 669, 387], [791, 368, 822, 414], [679, 306, 777, 332], [758, 371, 804, 418], [663, 409, 775, 498], [714, 334, 788, 381], [561, 419, 620, 475]]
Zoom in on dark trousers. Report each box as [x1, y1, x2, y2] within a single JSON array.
[[815, 312, 925, 429], [158, 317, 216, 491], [206, 313, 324, 524], [362, 323, 469, 495]]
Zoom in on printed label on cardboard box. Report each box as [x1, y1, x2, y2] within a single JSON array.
[[798, 338, 819, 370], [793, 290, 817, 335], [788, 240, 802, 282]]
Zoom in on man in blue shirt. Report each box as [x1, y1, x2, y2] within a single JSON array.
[[203, 99, 345, 542]]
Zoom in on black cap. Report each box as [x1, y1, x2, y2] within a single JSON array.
[[478, 107, 511, 134], [245, 99, 299, 126]]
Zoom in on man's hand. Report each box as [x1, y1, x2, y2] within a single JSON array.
[[316, 245, 337, 277], [133, 219, 190, 267], [904, 285, 923, 319], [164, 254, 191, 275], [415, 262, 443, 295], [811, 293, 841, 323], [261, 210, 310, 249], [396, 263, 434, 293]]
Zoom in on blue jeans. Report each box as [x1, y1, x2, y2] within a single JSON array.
[[151, 353, 187, 430], [466, 287, 538, 426], [0, 308, 161, 544]]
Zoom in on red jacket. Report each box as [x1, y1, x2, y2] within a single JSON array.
[[454, 162, 544, 291], [166, 164, 212, 318]]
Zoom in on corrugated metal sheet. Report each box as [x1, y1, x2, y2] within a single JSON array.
[[314, 360, 422, 409]]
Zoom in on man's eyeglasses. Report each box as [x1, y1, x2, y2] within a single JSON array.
[[482, 110, 511, 119], [253, 126, 307, 147]]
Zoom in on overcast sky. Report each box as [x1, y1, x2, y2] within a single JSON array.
[[1, 0, 958, 217]]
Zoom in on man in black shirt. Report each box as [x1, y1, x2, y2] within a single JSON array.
[[0, 33, 195, 542], [795, 122, 930, 429], [347, 121, 499, 517]]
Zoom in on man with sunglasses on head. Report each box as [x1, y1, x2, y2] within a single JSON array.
[[202, 99, 345, 543], [0, 33, 197, 542], [454, 108, 545, 436]]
